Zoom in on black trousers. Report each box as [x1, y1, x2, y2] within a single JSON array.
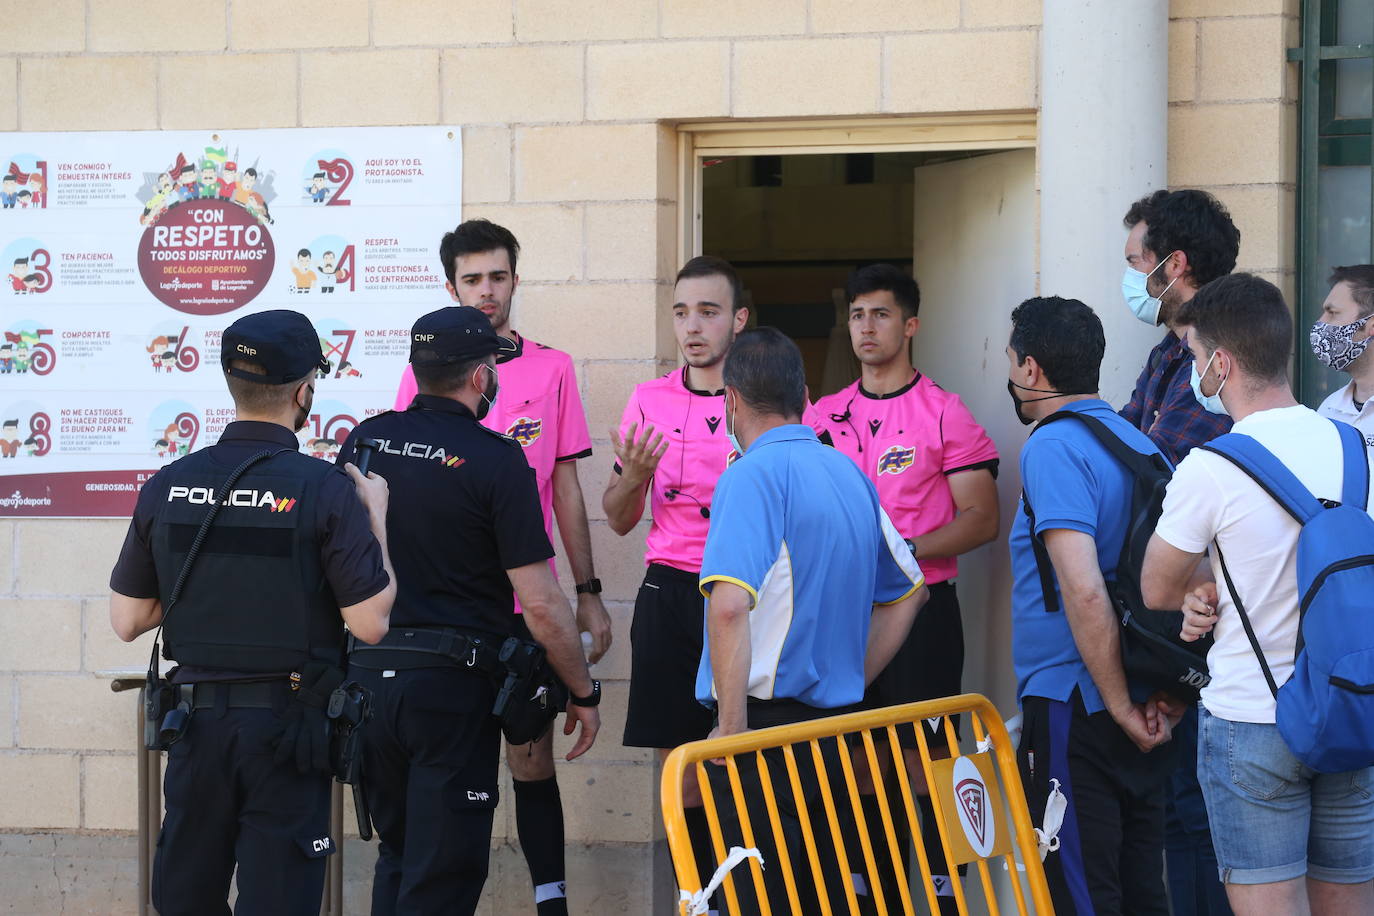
[[351, 664, 502, 916], [152, 706, 333, 916], [1018, 692, 1173, 916]]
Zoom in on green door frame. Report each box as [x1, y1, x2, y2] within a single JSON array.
[[1289, 0, 1374, 403]]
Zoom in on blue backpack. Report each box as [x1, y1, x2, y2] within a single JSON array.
[[1202, 420, 1374, 773]]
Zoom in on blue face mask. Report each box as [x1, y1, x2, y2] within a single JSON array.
[[1122, 253, 1178, 326], [725, 392, 744, 456], [1189, 349, 1228, 416]]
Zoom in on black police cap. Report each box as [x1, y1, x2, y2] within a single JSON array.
[[410, 306, 503, 366], [221, 309, 328, 384]]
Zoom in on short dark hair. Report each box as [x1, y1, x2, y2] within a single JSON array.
[[846, 263, 920, 319], [1330, 265, 1374, 318], [412, 351, 490, 397], [1009, 296, 1104, 395], [675, 255, 744, 312], [723, 327, 806, 419], [439, 219, 520, 287], [224, 359, 310, 413], [1142, 189, 1240, 287], [1122, 189, 1170, 229], [297, 248, 311, 258], [1175, 273, 1292, 383]]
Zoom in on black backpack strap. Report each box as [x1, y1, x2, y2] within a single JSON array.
[[1021, 487, 1062, 613], [1213, 542, 1280, 700], [1023, 410, 1163, 614]]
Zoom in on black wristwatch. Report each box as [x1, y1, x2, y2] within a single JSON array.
[[570, 680, 601, 707], [575, 577, 602, 596]]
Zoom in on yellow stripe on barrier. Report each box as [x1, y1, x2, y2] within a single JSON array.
[[661, 693, 1055, 916]]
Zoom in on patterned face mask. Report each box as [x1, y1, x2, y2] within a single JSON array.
[[1311, 316, 1373, 371]]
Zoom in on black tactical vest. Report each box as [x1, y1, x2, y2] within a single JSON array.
[[149, 449, 345, 672]]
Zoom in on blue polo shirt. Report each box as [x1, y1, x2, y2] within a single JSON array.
[[695, 424, 924, 709], [1010, 399, 1165, 713]]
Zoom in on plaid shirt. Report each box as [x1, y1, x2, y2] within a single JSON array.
[[1119, 331, 1233, 466]]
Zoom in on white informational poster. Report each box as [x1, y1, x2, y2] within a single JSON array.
[[0, 126, 462, 516]]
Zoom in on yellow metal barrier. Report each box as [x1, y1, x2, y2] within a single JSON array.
[[661, 693, 1054, 916]]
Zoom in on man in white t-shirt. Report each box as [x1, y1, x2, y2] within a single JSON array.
[[1141, 273, 1374, 916], [1314, 265, 1374, 444]]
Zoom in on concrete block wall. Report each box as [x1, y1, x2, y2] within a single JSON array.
[[1167, 0, 1299, 299], [0, 0, 1295, 911]]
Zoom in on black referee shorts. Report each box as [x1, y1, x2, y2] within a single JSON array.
[[864, 581, 964, 750], [623, 563, 714, 749]]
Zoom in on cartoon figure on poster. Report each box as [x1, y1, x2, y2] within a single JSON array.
[[289, 234, 355, 295], [0, 403, 51, 458], [137, 146, 276, 226], [0, 157, 45, 210], [144, 323, 201, 374], [296, 397, 356, 451], [2, 238, 52, 295], [301, 149, 354, 206], [313, 318, 363, 380], [148, 401, 200, 461], [3, 323, 56, 376]]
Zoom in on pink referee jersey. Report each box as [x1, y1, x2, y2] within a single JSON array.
[[617, 367, 825, 574], [394, 332, 593, 543], [811, 373, 998, 585]]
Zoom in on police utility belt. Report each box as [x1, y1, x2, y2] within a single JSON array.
[[348, 625, 568, 745]]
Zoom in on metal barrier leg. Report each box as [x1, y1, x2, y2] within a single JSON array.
[[322, 781, 344, 916]]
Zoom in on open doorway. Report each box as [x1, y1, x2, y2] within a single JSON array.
[[702, 150, 1015, 398], [698, 146, 1038, 725]]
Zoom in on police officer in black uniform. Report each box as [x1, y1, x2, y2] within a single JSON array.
[[338, 306, 600, 916], [109, 309, 395, 916]]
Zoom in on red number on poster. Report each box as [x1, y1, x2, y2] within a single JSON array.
[[308, 413, 358, 445], [28, 412, 51, 456], [174, 325, 200, 372], [174, 412, 200, 453], [334, 245, 356, 292], [28, 329, 55, 376], [28, 249, 52, 293], [319, 158, 354, 207]]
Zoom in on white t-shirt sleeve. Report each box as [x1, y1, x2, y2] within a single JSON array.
[[1153, 451, 1225, 554]]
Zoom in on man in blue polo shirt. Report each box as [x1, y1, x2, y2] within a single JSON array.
[[696, 327, 926, 735], [1007, 296, 1182, 916], [691, 327, 926, 914]]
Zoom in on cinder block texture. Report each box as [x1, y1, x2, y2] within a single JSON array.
[[1171, 0, 1295, 16], [1199, 17, 1291, 101], [515, 125, 662, 203], [561, 761, 657, 843], [303, 50, 441, 126], [584, 202, 674, 282], [1169, 103, 1288, 186], [232, 0, 368, 50], [92, 0, 226, 52], [0, 599, 80, 671], [964, 0, 1043, 27], [375, 0, 513, 46], [0, 754, 81, 828], [462, 126, 512, 205], [83, 754, 138, 830], [515, 283, 660, 360], [885, 31, 1038, 112], [0, 0, 85, 52], [20, 58, 158, 131], [19, 676, 130, 751], [811, 0, 959, 33], [16, 520, 126, 596], [734, 38, 882, 118], [661, 0, 806, 37], [516, 0, 656, 41], [161, 54, 298, 130], [444, 46, 583, 125], [586, 43, 730, 121], [465, 203, 583, 283], [1170, 19, 1198, 103], [0, 521, 13, 592]]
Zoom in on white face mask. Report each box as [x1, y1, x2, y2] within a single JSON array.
[[725, 391, 744, 456], [1189, 349, 1229, 416], [1122, 252, 1179, 326], [474, 364, 498, 420]]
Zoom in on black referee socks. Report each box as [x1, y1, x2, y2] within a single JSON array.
[[514, 775, 567, 916]]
